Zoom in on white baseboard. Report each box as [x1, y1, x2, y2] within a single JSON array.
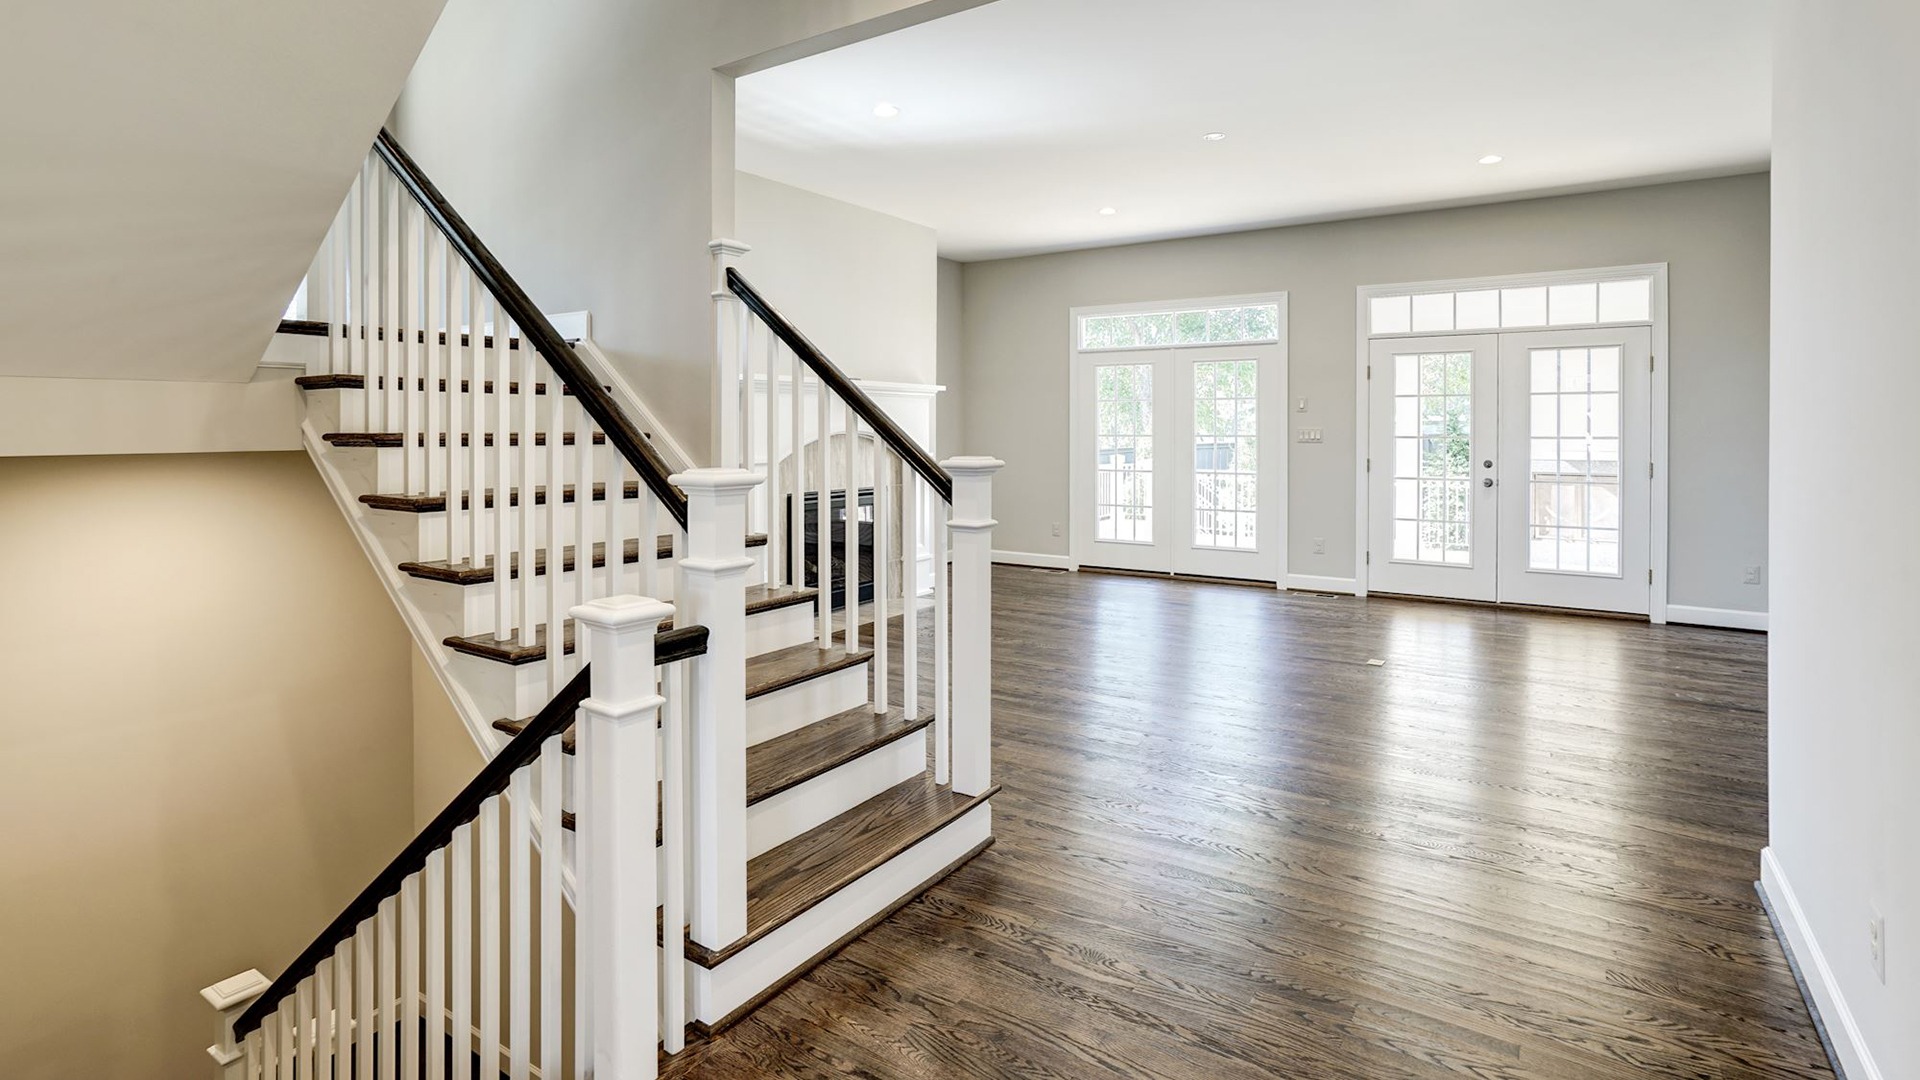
[[992, 549, 1075, 571], [1760, 847, 1882, 1080], [1285, 574, 1359, 595], [1668, 604, 1769, 632]]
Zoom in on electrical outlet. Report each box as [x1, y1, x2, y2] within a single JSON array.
[[1051, 522, 1062, 538], [1313, 537, 1326, 555], [1870, 906, 1887, 983], [1743, 565, 1764, 585]]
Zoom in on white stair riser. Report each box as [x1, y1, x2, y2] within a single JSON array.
[[746, 731, 927, 858], [356, 443, 625, 495], [746, 661, 870, 745], [745, 599, 813, 655], [688, 804, 990, 1027]]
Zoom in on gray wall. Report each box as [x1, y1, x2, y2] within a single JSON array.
[[960, 173, 1770, 613], [937, 257, 966, 458], [736, 172, 938, 386], [1769, 1, 1919, 1074]]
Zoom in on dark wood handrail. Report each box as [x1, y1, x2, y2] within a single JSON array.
[[233, 625, 709, 1038], [725, 268, 953, 504], [372, 129, 689, 529]]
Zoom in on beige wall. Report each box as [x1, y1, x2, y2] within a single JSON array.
[[0, 453, 416, 1080], [960, 173, 1770, 614], [1769, 1, 1920, 1074], [736, 172, 939, 386], [412, 644, 483, 830], [0, 369, 304, 457], [389, 0, 993, 463]]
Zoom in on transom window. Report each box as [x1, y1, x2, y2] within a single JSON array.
[[1391, 351, 1473, 565], [1081, 303, 1279, 351], [1369, 277, 1650, 336], [1192, 361, 1257, 550]]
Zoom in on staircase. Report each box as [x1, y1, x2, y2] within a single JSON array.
[[202, 130, 1004, 1080]]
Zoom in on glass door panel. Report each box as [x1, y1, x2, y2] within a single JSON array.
[[1174, 346, 1282, 580]]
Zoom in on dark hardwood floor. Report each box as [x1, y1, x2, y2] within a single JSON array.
[[660, 567, 1826, 1079]]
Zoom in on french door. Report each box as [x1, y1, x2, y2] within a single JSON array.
[[1366, 327, 1651, 613], [1075, 343, 1285, 581]]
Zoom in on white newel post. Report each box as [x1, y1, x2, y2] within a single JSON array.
[[709, 239, 752, 470], [200, 969, 270, 1079], [674, 467, 762, 950], [572, 595, 675, 1079], [943, 457, 1004, 797]]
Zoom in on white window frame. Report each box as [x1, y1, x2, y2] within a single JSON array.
[[1069, 291, 1289, 579], [1353, 264, 1670, 623]]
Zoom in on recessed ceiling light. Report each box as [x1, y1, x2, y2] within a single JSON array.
[[872, 102, 900, 119], [1479, 154, 1504, 165], [1098, 207, 1118, 216], [1202, 131, 1228, 142]]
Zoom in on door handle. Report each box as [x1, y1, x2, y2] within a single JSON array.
[[1482, 477, 1495, 488]]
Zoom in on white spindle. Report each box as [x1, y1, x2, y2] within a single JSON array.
[[547, 378, 567, 692], [844, 409, 859, 657], [934, 494, 950, 785], [493, 312, 514, 642], [789, 351, 804, 590], [447, 264, 468, 568], [334, 939, 353, 1079], [816, 377, 831, 647], [263, 1007, 279, 1080], [661, 659, 689, 1053], [874, 447, 889, 712], [402, 875, 421, 1080], [539, 740, 564, 1078], [766, 331, 780, 578], [426, 849, 447, 1080], [737, 305, 752, 491], [279, 1000, 295, 1080], [426, 232, 447, 502], [328, 198, 345, 375], [383, 170, 402, 437], [469, 281, 488, 574], [639, 474, 657, 600], [247, 1030, 262, 1080], [366, 162, 385, 430], [404, 203, 425, 496], [352, 160, 369, 382], [571, 713, 592, 1080], [295, 978, 313, 1080], [316, 958, 334, 1080], [575, 396, 595, 646], [508, 768, 532, 1080], [378, 896, 397, 1080], [450, 822, 472, 1080], [904, 475, 919, 721], [518, 339, 539, 648], [355, 919, 375, 1080], [478, 799, 501, 1077]]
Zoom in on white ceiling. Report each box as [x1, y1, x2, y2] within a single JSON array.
[[737, 0, 1772, 261]]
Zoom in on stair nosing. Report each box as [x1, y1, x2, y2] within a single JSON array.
[[685, 780, 999, 970], [746, 642, 872, 700], [747, 708, 935, 807]]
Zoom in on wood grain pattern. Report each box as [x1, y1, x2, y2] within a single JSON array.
[[687, 776, 999, 970], [358, 482, 642, 513], [402, 540, 784, 584], [656, 567, 1828, 1079], [745, 639, 874, 700]]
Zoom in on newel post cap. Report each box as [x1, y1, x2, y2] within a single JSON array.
[[708, 238, 752, 258], [570, 595, 675, 633], [941, 456, 1006, 477], [670, 467, 765, 495], [201, 969, 271, 1012]]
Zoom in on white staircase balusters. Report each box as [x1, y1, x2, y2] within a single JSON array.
[[874, 442, 890, 713], [933, 481, 950, 785], [904, 473, 919, 722], [507, 767, 532, 1080], [448, 821, 472, 1080]]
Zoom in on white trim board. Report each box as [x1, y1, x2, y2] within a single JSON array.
[[549, 310, 699, 473], [1285, 574, 1358, 595], [993, 549, 1075, 571], [1666, 604, 1768, 632], [1761, 847, 1883, 1080], [1352, 263, 1671, 623]]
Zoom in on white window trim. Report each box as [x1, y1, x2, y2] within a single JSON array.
[[1069, 292, 1290, 579], [1352, 263, 1670, 623]]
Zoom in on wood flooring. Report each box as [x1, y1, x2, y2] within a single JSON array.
[[658, 567, 1825, 1079]]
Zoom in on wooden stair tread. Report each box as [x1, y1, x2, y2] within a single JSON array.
[[493, 699, 928, 807], [746, 639, 872, 700], [687, 776, 999, 969], [296, 375, 584, 395], [447, 622, 708, 667], [447, 584, 810, 664], [402, 537, 777, 584], [322, 430, 606, 449], [280, 320, 526, 351], [360, 482, 641, 512]]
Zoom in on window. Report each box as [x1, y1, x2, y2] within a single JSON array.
[[1369, 277, 1650, 335], [1094, 364, 1154, 542], [1192, 361, 1257, 550], [1526, 347, 1621, 575], [1081, 303, 1279, 351], [1391, 352, 1473, 565]]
